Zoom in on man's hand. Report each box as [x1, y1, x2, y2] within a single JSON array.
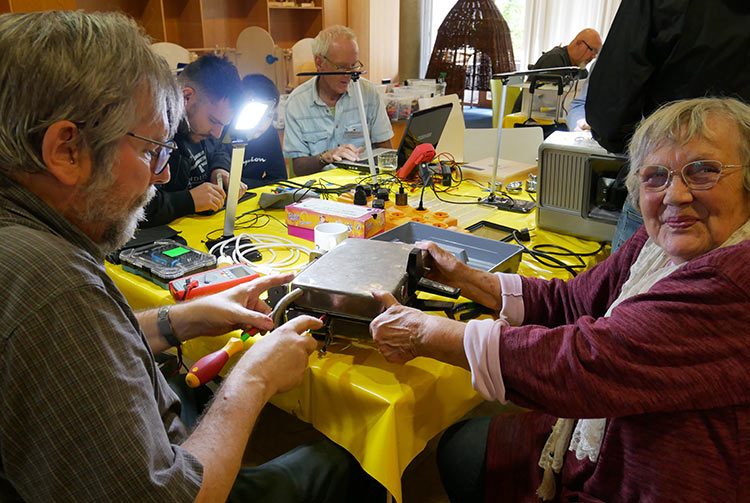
[[574, 118, 591, 131], [182, 313, 321, 502], [211, 169, 247, 199], [239, 315, 322, 397], [169, 274, 294, 342], [190, 182, 226, 212], [320, 144, 362, 163]]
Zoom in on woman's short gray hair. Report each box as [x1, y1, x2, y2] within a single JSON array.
[[627, 97, 750, 205], [0, 11, 183, 178], [312, 25, 357, 58]]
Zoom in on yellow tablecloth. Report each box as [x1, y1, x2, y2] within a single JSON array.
[[105, 169, 608, 502]]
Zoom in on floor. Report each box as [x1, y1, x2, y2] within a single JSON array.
[[463, 106, 494, 129], [243, 400, 511, 502]]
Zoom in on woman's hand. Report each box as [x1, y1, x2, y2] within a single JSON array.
[[417, 241, 502, 311], [370, 291, 433, 363], [370, 291, 469, 368], [169, 273, 294, 342], [416, 240, 470, 289]]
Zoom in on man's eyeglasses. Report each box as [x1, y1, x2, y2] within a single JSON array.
[[127, 132, 177, 175], [322, 55, 365, 72], [637, 160, 748, 192], [581, 40, 599, 55]]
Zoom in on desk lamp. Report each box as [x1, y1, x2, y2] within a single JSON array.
[[220, 99, 274, 240], [484, 66, 586, 207], [297, 69, 379, 185]]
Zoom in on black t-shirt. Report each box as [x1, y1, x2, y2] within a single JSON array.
[[239, 126, 288, 189], [587, 0, 750, 154]]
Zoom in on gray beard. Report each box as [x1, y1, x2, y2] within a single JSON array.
[[85, 185, 157, 254]]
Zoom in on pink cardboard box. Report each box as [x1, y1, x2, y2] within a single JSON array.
[[285, 199, 386, 240]]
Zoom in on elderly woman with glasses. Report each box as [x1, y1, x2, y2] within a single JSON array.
[[370, 97, 750, 502]]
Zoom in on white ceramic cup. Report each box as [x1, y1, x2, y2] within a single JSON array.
[[314, 222, 350, 251]]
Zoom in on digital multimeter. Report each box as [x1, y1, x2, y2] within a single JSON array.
[[169, 264, 260, 300]]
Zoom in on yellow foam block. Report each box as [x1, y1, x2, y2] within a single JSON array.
[[460, 157, 537, 187], [337, 193, 459, 231], [384, 205, 458, 230]]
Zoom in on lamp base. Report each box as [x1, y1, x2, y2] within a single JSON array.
[[479, 192, 537, 213], [479, 192, 509, 207]]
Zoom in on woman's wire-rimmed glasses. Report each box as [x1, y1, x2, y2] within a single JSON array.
[[637, 160, 748, 192]]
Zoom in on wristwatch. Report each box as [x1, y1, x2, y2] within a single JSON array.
[[157, 305, 181, 347]]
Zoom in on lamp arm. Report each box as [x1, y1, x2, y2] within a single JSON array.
[[223, 144, 246, 237], [490, 81, 509, 195], [351, 79, 378, 180]]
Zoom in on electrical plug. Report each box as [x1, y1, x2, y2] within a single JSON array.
[[395, 186, 408, 206], [515, 228, 531, 242]]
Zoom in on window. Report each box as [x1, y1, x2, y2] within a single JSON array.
[[495, 0, 527, 68]]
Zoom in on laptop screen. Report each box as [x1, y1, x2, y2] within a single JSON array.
[[396, 102, 453, 167]]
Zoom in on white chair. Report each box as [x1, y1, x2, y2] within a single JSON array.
[[236, 26, 284, 90], [150, 42, 191, 75], [417, 94, 465, 161], [291, 38, 316, 87], [463, 127, 544, 165]]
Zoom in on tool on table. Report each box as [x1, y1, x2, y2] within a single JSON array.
[[169, 263, 260, 301], [185, 329, 257, 388], [120, 239, 216, 289]]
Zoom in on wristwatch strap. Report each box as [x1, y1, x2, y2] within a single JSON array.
[[157, 305, 181, 347]]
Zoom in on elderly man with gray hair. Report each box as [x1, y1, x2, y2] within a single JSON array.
[[283, 25, 393, 176], [0, 10, 381, 502]]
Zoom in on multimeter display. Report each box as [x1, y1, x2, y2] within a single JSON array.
[[225, 266, 252, 278], [169, 264, 260, 300]]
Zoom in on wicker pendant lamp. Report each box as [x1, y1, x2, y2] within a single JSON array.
[[426, 0, 515, 97]]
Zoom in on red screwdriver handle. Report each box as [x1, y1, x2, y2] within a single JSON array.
[[185, 337, 245, 388]]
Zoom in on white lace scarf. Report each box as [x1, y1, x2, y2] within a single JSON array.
[[536, 219, 750, 501]]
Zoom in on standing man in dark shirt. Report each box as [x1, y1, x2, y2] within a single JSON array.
[[238, 74, 288, 189], [586, 0, 750, 248], [143, 54, 245, 227], [512, 28, 601, 113], [587, 0, 750, 155]]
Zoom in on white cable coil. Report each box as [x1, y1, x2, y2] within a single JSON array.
[[208, 233, 314, 273]]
